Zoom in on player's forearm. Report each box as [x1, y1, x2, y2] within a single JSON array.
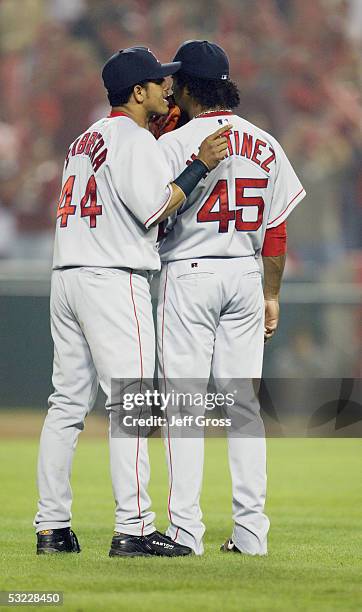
[[150, 158, 210, 226], [152, 184, 186, 225], [262, 254, 286, 300]]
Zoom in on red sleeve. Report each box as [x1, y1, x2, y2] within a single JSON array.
[[262, 221, 287, 256]]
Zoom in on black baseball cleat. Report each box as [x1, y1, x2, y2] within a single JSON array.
[[36, 528, 81, 555], [109, 530, 193, 557], [220, 538, 242, 553], [145, 531, 193, 557]]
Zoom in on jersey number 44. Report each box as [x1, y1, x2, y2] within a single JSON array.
[[56, 174, 102, 229]]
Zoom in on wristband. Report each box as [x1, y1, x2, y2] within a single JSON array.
[[173, 159, 209, 198]]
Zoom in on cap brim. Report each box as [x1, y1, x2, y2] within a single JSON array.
[[159, 61, 181, 77]]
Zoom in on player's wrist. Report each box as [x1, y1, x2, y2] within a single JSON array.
[[264, 294, 280, 302], [195, 156, 211, 172], [173, 159, 209, 198]]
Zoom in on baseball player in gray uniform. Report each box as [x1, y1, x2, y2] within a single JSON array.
[[155, 41, 306, 556], [34, 46, 231, 557]]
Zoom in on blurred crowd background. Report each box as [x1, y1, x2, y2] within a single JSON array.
[[1, 0, 361, 269], [0, 0, 361, 390]]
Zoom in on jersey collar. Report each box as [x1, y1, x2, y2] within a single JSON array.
[[107, 110, 132, 119], [195, 110, 233, 118]]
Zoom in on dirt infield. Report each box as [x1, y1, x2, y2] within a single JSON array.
[[0, 409, 108, 439]]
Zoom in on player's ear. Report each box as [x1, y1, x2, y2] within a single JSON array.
[[133, 84, 145, 104]]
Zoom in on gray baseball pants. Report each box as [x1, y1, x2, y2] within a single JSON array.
[[34, 267, 156, 536], [157, 257, 270, 555]]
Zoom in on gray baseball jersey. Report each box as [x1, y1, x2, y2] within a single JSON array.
[[158, 111, 305, 261], [53, 112, 173, 271]]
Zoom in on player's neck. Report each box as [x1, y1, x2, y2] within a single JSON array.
[[111, 105, 148, 129]]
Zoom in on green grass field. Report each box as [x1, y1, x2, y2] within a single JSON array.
[[0, 429, 361, 611]]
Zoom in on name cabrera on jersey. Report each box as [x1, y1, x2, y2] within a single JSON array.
[[158, 112, 306, 261], [53, 115, 173, 271]]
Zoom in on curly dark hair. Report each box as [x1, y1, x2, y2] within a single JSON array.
[[174, 71, 240, 109], [107, 78, 164, 107]]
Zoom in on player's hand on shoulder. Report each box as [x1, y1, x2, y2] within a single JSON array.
[[197, 124, 232, 170], [264, 299, 279, 342]]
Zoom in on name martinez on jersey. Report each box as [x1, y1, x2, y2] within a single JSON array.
[[185, 129, 276, 174]]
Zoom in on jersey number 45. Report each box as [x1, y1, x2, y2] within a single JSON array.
[[56, 174, 102, 228], [197, 178, 268, 233]]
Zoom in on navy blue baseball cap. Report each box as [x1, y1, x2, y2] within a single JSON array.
[[102, 46, 181, 93], [173, 40, 229, 80]]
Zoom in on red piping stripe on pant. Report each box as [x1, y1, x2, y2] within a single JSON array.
[[130, 270, 145, 536], [160, 265, 176, 535]]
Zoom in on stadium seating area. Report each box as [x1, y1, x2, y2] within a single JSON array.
[[0, 0, 361, 276]]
